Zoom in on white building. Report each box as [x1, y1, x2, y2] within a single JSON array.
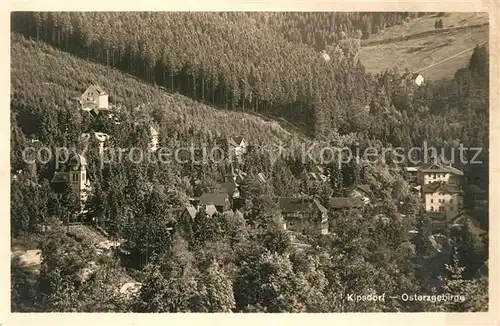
[[80, 84, 109, 111]]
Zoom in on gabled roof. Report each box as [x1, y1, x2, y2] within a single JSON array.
[[426, 212, 446, 220], [422, 182, 460, 194], [418, 162, 463, 176], [229, 136, 245, 146], [350, 184, 371, 195], [91, 84, 107, 95], [184, 205, 219, 220], [449, 213, 487, 237], [150, 125, 159, 136], [198, 192, 229, 206], [51, 171, 68, 183], [279, 198, 327, 215], [329, 197, 364, 209]]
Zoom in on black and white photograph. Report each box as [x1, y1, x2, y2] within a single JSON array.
[[7, 9, 493, 317]]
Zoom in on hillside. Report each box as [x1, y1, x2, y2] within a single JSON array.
[[359, 12, 488, 80], [11, 33, 308, 149]]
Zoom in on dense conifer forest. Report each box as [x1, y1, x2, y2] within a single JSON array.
[[10, 12, 489, 313]]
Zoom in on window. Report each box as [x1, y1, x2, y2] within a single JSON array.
[[439, 207, 444, 212], [430, 206, 434, 211], [450, 207, 453, 211], [449, 198, 453, 204], [73, 174, 78, 182], [430, 199, 433, 203]]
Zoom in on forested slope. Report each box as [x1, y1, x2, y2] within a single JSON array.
[[11, 12, 373, 138], [11, 33, 306, 155]]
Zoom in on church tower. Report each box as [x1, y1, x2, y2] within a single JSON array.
[[68, 154, 89, 202]]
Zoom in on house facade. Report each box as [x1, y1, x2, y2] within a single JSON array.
[[80, 84, 108, 111], [279, 198, 329, 235], [423, 182, 462, 218], [417, 161, 463, 185]]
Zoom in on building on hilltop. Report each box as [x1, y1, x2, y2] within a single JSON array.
[[80, 84, 109, 111]]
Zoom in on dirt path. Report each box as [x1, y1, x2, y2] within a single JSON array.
[[415, 40, 488, 73]]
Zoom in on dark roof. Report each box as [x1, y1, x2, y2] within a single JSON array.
[[449, 213, 487, 238], [329, 197, 364, 209], [198, 192, 229, 206], [418, 163, 463, 176], [184, 206, 198, 220], [51, 172, 68, 183], [348, 184, 371, 195], [425, 212, 446, 220], [229, 136, 244, 146], [183, 205, 219, 220], [92, 84, 107, 95], [279, 198, 327, 215], [422, 182, 461, 194]]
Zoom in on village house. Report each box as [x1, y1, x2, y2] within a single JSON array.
[[402, 72, 425, 86], [329, 197, 365, 211], [405, 166, 419, 184], [422, 182, 463, 218], [50, 154, 91, 203], [417, 160, 463, 185], [227, 136, 248, 160], [79, 84, 109, 111], [195, 192, 231, 213], [346, 184, 372, 205], [302, 165, 329, 183], [279, 197, 329, 235], [179, 204, 219, 223]]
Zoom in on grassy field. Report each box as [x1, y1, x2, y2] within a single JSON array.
[[359, 13, 489, 80]]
